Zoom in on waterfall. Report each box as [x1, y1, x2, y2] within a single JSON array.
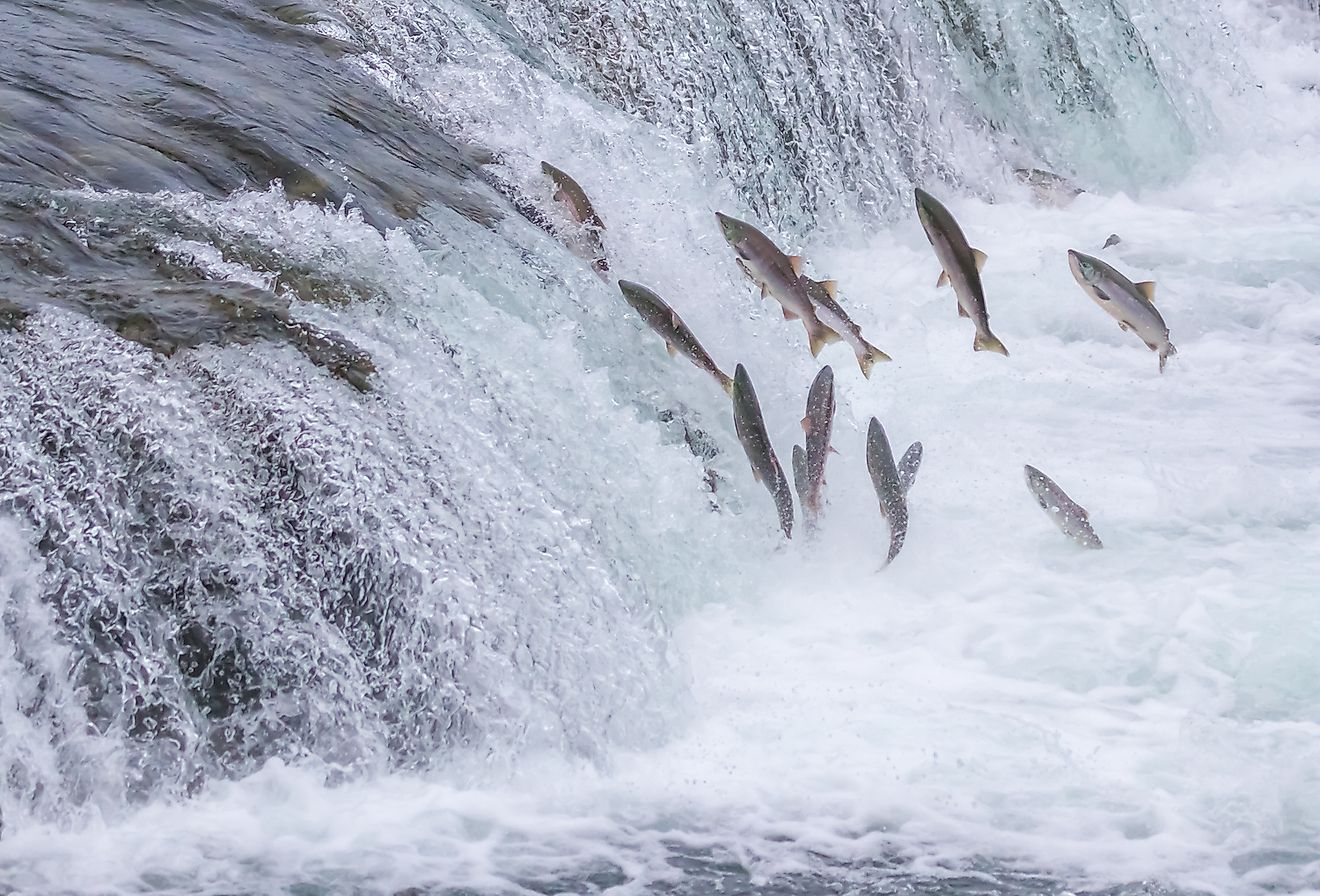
[[2, 0, 1319, 892]]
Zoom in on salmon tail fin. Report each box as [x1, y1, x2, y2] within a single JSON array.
[[1160, 342, 1177, 373], [857, 343, 892, 379], [974, 332, 1009, 356], [884, 531, 905, 566]]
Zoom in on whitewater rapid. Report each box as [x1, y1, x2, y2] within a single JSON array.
[[3, 0, 1320, 893], [8, 114, 1320, 896]]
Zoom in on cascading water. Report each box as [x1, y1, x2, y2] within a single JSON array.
[[3, 0, 1320, 892]]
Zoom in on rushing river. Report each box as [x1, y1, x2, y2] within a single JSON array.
[[1, 0, 1319, 893]]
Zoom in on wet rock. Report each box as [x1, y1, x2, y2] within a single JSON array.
[[63, 279, 378, 392], [0, 297, 28, 332]]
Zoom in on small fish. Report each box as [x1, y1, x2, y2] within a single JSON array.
[[1067, 249, 1176, 372], [715, 212, 840, 356], [799, 277, 892, 377], [618, 281, 733, 395], [1013, 167, 1084, 207], [1023, 465, 1103, 549], [866, 417, 909, 565], [914, 188, 1009, 356], [541, 161, 608, 275], [732, 364, 794, 538], [794, 365, 836, 530], [1102, 234, 1122, 250]]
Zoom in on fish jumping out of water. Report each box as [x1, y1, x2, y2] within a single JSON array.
[[1023, 465, 1103, 549], [913, 188, 1009, 356], [715, 212, 840, 357], [798, 277, 892, 377], [793, 366, 836, 531], [618, 280, 733, 395], [1066, 249, 1176, 372], [732, 364, 794, 538], [866, 417, 910, 565], [541, 161, 609, 276]]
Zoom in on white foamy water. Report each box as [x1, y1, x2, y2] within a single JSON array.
[[3, 0, 1320, 894]]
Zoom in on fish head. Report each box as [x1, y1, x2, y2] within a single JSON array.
[[617, 279, 650, 308], [731, 363, 756, 420], [1067, 249, 1102, 286], [715, 212, 751, 249], [716, 212, 778, 283], [913, 188, 944, 234], [1024, 464, 1046, 490]]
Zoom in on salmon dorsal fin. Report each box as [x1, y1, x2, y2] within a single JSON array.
[[972, 248, 988, 271], [1135, 281, 1157, 302], [788, 255, 804, 276], [820, 279, 838, 298]]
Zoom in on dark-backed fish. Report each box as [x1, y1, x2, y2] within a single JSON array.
[[913, 188, 1008, 356], [799, 277, 892, 377], [618, 280, 733, 394], [1067, 249, 1175, 372], [542, 161, 608, 275], [866, 417, 909, 565], [1024, 465, 1103, 549], [732, 364, 794, 538], [715, 212, 839, 356], [793, 365, 835, 530]]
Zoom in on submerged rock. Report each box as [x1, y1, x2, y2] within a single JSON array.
[[0, 296, 28, 332], [0, 187, 377, 391], [67, 279, 377, 392]]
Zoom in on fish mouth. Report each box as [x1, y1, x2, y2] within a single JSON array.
[[714, 211, 738, 243], [912, 189, 939, 229], [1065, 249, 1090, 282]]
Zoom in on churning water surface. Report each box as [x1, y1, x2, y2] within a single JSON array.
[[1, 0, 1320, 894]]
